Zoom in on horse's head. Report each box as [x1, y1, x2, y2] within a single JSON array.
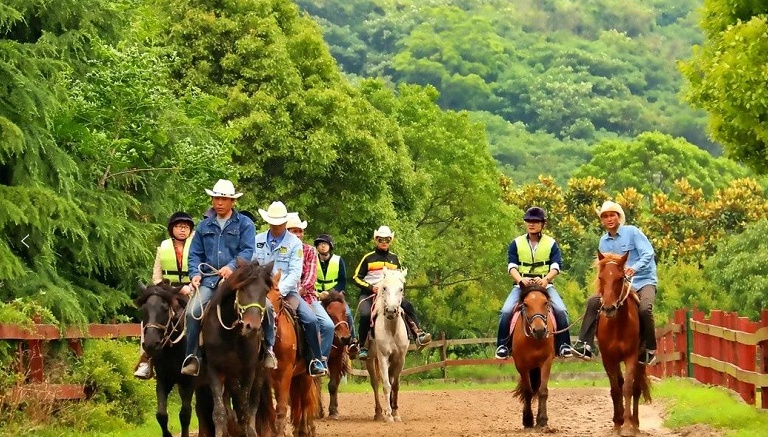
[[377, 267, 406, 320], [321, 290, 351, 345], [135, 280, 185, 357], [596, 251, 630, 318], [520, 284, 551, 340], [223, 258, 274, 336]]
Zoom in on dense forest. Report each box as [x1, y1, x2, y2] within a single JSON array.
[[2, 0, 768, 430]]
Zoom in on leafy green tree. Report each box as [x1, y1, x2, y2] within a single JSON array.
[[706, 220, 768, 320], [572, 132, 748, 198], [681, 1, 768, 172]]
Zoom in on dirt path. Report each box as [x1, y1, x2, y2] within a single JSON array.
[[313, 387, 721, 437]]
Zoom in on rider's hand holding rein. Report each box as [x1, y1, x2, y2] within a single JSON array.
[[624, 267, 636, 277], [189, 275, 202, 292], [218, 265, 234, 280]]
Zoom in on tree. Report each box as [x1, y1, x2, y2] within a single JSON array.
[[572, 132, 748, 198], [706, 220, 768, 320], [680, 2, 768, 172]]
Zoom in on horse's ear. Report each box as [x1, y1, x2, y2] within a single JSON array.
[[620, 251, 629, 265], [171, 285, 184, 295], [401, 268, 408, 281], [272, 265, 281, 283], [137, 281, 147, 292], [597, 251, 605, 260]]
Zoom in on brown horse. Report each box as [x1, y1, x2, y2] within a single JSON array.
[[268, 271, 320, 437], [596, 252, 651, 437], [319, 291, 352, 419], [198, 258, 274, 437], [511, 284, 555, 429]]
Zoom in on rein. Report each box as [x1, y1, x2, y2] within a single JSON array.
[[143, 303, 186, 348], [599, 261, 632, 314], [192, 263, 265, 330]]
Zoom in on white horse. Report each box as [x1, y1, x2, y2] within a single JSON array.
[[365, 267, 410, 422]]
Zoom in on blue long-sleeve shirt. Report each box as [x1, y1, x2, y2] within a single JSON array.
[[252, 230, 303, 297], [188, 211, 256, 289], [599, 225, 657, 289]]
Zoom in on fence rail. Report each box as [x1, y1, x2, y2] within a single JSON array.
[[2, 307, 768, 409]]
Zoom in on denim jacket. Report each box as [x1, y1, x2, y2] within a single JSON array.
[[252, 230, 302, 297], [188, 211, 255, 289], [599, 224, 657, 290]]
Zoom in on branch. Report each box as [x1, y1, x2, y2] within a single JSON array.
[[407, 276, 484, 290], [107, 167, 180, 180]]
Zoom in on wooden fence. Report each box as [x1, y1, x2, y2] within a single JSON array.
[[3, 307, 768, 409], [649, 308, 768, 409]]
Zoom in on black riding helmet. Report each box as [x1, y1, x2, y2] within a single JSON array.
[[314, 234, 334, 251], [167, 212, 195, 238], [523, 206, 547, 222]]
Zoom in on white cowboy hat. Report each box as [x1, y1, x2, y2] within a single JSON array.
[[373, 225, 394, 239], [258, 201, 289, 225], [286, 212, 307, 230], [204, 179, 243, 199], [597, 200, 626, 225]]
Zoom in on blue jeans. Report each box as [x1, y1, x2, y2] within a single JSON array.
[[496, 285, 572, 352], [185, 285, 215, 359], [290, 292, 324, 361], [311, 300, 334, 359], [264, 300, 275, 349]]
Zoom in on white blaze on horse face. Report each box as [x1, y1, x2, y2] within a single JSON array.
[[379, 268, 405, 319]]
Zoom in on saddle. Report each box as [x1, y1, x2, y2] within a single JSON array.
[[275, 293, 311, 362]]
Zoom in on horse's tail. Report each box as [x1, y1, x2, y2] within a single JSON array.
[[290, 373, 320, 429], [637, 364, 652, 403], [513, 367, 541, 402], [341, 350, 351, 377], [255, 376, 276, 437]]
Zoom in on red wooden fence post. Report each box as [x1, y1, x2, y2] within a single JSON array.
[[710, 310, 723, 388], [736, 315, 756, 405], [761, 309, 768, 409]]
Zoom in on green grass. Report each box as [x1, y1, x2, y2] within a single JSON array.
[[653, 378, 768, 437]]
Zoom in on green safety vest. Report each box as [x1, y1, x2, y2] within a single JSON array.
[[159, 238, 192, 284], [514, 234, 555, 277], [315, 254, 340, 292]]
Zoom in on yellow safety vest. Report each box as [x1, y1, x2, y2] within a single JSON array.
[[159, 238, 192, 284], [514, 234, 555, 277], [315, 254, 340, 292]]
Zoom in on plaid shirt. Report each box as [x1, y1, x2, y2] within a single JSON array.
[[300, 243, 318, 304]]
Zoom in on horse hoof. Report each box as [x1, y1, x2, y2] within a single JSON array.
[[329, 414, 339, 420], [384, 416, 394, 423], [620, 427, 635, 437], [393, 416, 402, 422], [374, 414, 384, 421]]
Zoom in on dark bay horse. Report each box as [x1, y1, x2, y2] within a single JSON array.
[[135, 281, 193, 437], [268, 271, 320, 437], [596, 252, 651, 437], [511, 284, 555, 429], [319, 291, 352, 419], [199, 259, 274, 437]]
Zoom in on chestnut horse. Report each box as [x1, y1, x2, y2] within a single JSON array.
[[198, 259, 274, 437], [268, 271, 320, 437], [596, 252, 651, 437], [365, 268, 409, 422], [319, 291, 352, 419], [511, 284, 555, 429]]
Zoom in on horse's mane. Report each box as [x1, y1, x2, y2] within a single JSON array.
[[209, 259, 273, 308], [520, 284, 549, 301], [135, 281, 184, 306], [593, 252, 627, 292], [320, 290, 346, 308]]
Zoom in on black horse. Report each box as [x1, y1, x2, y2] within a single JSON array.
[[135, 281, 194, 437], [197, 258, 275, 437]]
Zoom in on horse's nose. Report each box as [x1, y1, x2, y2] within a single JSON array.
[[341, 336, 351, 346], [531, 325, 548, 340]]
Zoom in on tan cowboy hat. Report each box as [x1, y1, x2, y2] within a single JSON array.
[[597, 200, 626, 225], [258, 201, 289, 225], [286, 212, 307, 230], [204, 179, 243, 199], [374, 225, 394, 239]]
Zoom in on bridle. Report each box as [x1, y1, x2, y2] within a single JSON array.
[[521, 291, 552, 338], [599, 261, 632, 314], [143, 301, 185, 347], [217, 288, 266, 330]]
